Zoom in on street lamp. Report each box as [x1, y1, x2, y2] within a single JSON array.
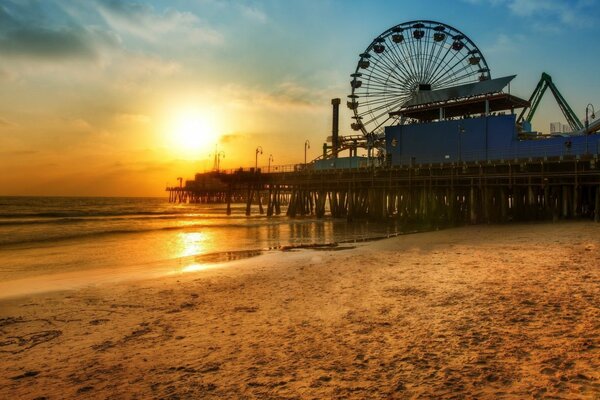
[[458, 124, 466, 163], [268, 154, 274, 173], [304, 140, 310, 165], [255, 146, 263, 171], [216, 151, 225, 172], [585, 104, 595, 154]]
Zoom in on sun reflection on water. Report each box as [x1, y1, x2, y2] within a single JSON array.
[[178, 232, 208, 258], [174, 231, 214, 273]]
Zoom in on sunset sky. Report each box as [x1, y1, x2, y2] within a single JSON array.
[[1, 0, 599, 196]]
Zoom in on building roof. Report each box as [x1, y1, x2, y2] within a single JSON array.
[[403, 75, 517, 107], [389, 75, 529, 121], [391, 92, 530, 121]]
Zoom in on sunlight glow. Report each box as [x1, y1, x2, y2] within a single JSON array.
[[169, 109, 219, 156]]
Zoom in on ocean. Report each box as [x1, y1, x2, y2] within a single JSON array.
[[0, 197, 403, 296]]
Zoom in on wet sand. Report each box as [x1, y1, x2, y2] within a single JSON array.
[[1, 222, 599, 399]]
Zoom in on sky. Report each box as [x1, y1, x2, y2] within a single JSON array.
[[1, 0, 599, 196]]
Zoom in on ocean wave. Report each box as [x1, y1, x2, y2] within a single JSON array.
[[0, 212, 244, 227], [0, 219, 289, 248], [0, 210, 196, 219]]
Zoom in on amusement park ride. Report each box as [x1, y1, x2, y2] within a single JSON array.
[[315, 20, 600, 169]]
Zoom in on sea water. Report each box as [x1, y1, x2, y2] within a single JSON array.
[[0, 197, 403, 295]]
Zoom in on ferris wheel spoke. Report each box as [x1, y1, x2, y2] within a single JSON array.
[[381, 44, 415, 88], [433, 67, 480, 88], [370, 115, 395, 133], [393, 35, 418, 84], [360, 88, 409, 97], [367, 62, 410, 91], [427, 49, 467, 87], [358, 94, 409, 108], [360, 91, 409, 110], [357, 93, 408, 112], [359, 95, 407, 106], [361, 108, 392, 126], [358, 94, 411, 110], [373, 50, 410, 87], [429, 52, 472, 86], [418, 36, 433, 82], [430, 61, 471, 87], [433, 60, 477, 85], [410, 35, 427, 82], [361, 100, 406, 126], [385, 34, 420, 83], [423, 42, 455, 86], [417, 34, 433, 81], [429, 49, 463, 85], [365, 67, 407, 90], [423, 40, 446, 83], [405, 37, 423, 83], [389, 37, 422, 83], [362, 81, 414, 96]]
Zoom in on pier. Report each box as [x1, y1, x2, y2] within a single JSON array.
[[167, 155, 600, 224]]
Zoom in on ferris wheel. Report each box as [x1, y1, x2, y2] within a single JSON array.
[[348, 20, 491, 136]]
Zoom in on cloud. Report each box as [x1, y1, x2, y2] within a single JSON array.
[[0, 2, 119, 61], [0, 117, 17, 128], [115, 112, 151, 124], [223, 80, 326, 111], [97, 0, 223, 46], [0, 150, 38, 156], [486, 33, 526, 55], [219, 132, 245, 144], [239, 5, 267, 24], [464, 0, 597, 28]]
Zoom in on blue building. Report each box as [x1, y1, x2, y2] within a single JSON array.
[[384, 76, 600, 166]]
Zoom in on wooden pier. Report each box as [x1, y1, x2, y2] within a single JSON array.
[[167, 155, 600, 224]]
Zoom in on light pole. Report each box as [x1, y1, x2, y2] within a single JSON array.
[[255, 146, 263, 171], [304, 140, 310, 165], [458, 124, 465, 163], [268, 154, 274, 173], [216, 151, 225, 172], [585, 104, 595, 154]]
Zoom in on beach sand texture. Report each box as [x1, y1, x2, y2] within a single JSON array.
[[1, 222, 599, 399]]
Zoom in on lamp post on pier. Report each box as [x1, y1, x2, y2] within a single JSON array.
[[213, 151, 225, 172], [585, 104, 595, 154], [268, 154, 274, 173], [304, 140, 310, 166], [255, 146, 263, 171]]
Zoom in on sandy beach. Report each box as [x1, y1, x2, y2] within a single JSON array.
[[1, 222, 599, 399]]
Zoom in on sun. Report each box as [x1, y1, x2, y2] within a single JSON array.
[[170, 110, 218, 156]]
